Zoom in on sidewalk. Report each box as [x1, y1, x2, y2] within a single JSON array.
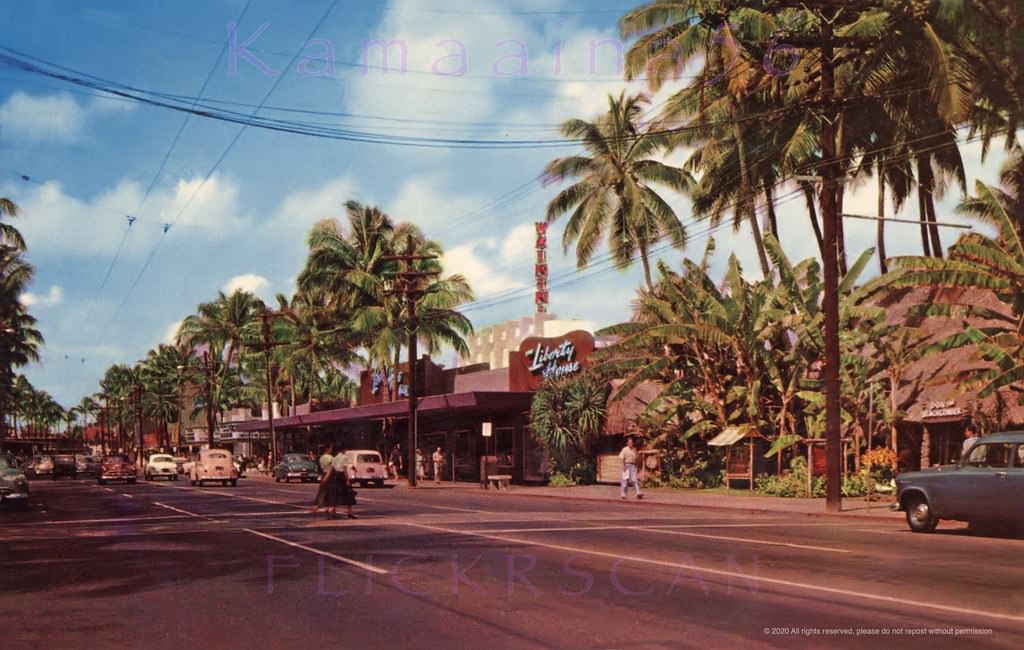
[[247, 472, 901, 520], [482, 484, 902, 520]]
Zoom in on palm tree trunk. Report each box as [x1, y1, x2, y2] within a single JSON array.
[[877, 163, 888, 274], [733, 121, 770, 276], [764, 183, 779, 241], [918, 155, 943, 257], [639, 245, 654, 291], [916, 157, 933, 256]]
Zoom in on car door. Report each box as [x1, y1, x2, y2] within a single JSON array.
[[1006, 444, 1024, 522], [942, 443, 1010, 520]]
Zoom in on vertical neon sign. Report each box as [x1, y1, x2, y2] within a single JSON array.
[[535, 222, 548, 313]]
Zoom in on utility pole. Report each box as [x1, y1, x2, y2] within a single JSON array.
[[818, 12, 842, 512], [384, 235, 439, 488], [132, 382, 145, 468], [203, 350, 216, 450], [253, 310, 286, 467]]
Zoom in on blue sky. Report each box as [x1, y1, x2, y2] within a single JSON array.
[[0, 0, 1010, 408]]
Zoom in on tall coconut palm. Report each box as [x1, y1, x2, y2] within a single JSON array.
[[543, 92, 695, 290]]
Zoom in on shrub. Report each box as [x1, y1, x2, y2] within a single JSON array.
[[754, 457, 825, 497], [861, 447, 898, 483], [547, 472, 576, 487]]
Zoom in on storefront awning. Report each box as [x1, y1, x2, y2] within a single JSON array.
[[228, 391, 535, 433], [708, 426, 758, 447]]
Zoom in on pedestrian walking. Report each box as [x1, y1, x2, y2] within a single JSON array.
[[415, 448, 426, 480], [324, 450, 357, 520], [432, 447, 444, 484], [389, 444, 403, 480], [962, 422, 980, 458], [310, 444, 334, 513], [619, 437, 643, 500]]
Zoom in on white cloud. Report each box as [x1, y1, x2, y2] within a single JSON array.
[[223, 273, 271, 297], [0, 92, 87, 142], [0, 91, 135, 143], [162, 319, 183, 344], [388, 174, 493, 233], [500, 222, 536, 264], [11, 174, 249, 258], [19, 285, 64, 308], [443, 241, 526, 296]]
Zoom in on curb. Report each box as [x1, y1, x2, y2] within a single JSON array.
[[480, 488, 900, 522]]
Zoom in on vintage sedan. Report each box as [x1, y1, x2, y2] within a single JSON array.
[[189, 449, 238, 487], [28, 455, 53, 479], [273, 453, 319, 483], [344, 449, 387, 488], [0, 454, 29, 507], [145, 454, 179, 481], [895, 431, 1024, 532], [75, 455, 99, 476], [98, 454, 137, 485], [52, 454, 78, 480]]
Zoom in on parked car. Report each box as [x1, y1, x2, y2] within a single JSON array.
[[172, 456, 188, 474], [895, 431, 1024, 532], [52, 454, 78, 480], [0, 454, 29, 508], [273, 453, 319, 483], [28, 455, 53, 479], [344, 449, 387, 488], [189, 449, 238, 487], [75, 455, 99, 476], [98, 454, 137, 485], [145, 454, 179, 481]]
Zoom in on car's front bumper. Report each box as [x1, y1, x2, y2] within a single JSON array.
[[1, 491, 29, 500], [101, 472, 137, 480]]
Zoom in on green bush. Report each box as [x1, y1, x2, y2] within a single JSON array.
[[547, 472, 576, 487], [651, 451, 723, 489], [754, 457, 825, 497]]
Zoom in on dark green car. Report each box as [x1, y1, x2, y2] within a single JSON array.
[[273, 454, 319, 483], [0, 454, 29, 508]]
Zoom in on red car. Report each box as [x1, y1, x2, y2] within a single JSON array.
[[98, 454, 137, 485]]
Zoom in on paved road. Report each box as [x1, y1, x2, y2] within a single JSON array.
[[2, 477, 1021, 649]]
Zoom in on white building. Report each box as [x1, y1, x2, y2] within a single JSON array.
[[460, 313, 595, 370]]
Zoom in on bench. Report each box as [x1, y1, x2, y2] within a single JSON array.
[[487, 474, 512, 490]]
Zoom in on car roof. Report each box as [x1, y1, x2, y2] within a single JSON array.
[[345, 449, 381, 455], [975, 431, 1024, 443]]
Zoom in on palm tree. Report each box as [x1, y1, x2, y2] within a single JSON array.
[[543, 92, 695, 289], [887, 147, 1024, 399], [141, 344, 185, 450]]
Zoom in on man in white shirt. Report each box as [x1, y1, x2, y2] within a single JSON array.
[[619, 437, 643, 500], [961, 423, 980, 459]]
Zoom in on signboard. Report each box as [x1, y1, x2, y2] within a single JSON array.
[[510, 330, 595, 391], [922, 399, 962, 420], [482, 422, 492, 438]]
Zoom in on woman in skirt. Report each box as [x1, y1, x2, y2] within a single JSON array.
[[325, 451, 358, 520]]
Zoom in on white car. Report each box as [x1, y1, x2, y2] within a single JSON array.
[[145, 454, 179, 481], [189, 449, 239, 487], [343, 449, 387, 488]]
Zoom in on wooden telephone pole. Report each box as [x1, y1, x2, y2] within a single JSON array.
[[384, 235, 439, 488], [252, 310, 287, 467]]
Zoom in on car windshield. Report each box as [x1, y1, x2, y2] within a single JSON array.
[[358, 454, 381, 463], [207, 453, 230, 461], [283, 455, 307, 463], [55, 455, 74, 462], [0, 456, 10, 471], [151, 455, 174, 463], [105, 455, 127, 463]]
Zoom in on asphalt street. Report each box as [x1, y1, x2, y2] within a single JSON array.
[[2, 476, 1022, 649]]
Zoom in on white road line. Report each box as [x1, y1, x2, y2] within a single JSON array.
[[463, 524, 849, 553], [121, 493, 134, 499], [639, 527, 850, 553], [147, 497, 386, 575], [153, 501, 218, 521], [358, 496, 495, 514], [149, 483, 308, 509], [242, 528, 389, 576], [103, 488, 113, 492], [403, 522, 1024, 625]]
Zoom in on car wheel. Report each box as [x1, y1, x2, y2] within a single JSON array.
[[128, 478, 136, 485], [190, 477, 197, 486], [905, 496, 938, 533], [230, 479, 238, 487], [173, 474, 178, 481], [275, 476, 280, 482], [375, 479, 384, 488]]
